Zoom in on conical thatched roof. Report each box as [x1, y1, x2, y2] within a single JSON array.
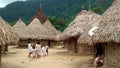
[[60, 10, 101, 41], [12, 18, 27, 39], [0, 27, 8, 45], [43, 19, 59, 40], [77, 11, 102, 45], [33, 8, 47, 24], [0, 17, 19, 44], [92, 0, 120, 43], [26, 18, 48, 40], [43, 19, 59, 35]]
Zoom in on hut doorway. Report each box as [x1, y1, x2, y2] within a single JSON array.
[[94, 43, 105, 58], [48, 40, 50, 47]]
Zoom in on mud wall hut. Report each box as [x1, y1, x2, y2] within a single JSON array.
[[60, 9, 101, 54], [43, 19, 60, 47], [0, 17, 19, 53], [12, 18, 28, 46], [26, 18, 48, 45], [91, 0, 120, 67]]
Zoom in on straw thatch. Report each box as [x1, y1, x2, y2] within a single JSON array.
[[26, 18, 48, 40], [60, 10, 101, 41], [92, 0, 120, 43], [43, 19, 59, 40], [77, 11, 102, 45], [12, 18, 27, 39], [0, 17, 19, 44], [33, 8, 47, 24], [0, 28, 8, 46]]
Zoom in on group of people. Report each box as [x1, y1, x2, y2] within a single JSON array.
[[28, 41, 49, 59]]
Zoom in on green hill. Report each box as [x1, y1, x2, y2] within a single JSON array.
[[0, 0, 114, 31]]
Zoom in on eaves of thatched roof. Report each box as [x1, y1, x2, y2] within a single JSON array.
[[26, 18, 48, 40], [0, 17, 19, 44], [92, 0, 120, 43], [12, 18, 27, 39]]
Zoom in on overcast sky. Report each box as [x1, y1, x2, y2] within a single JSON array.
[[0, 0, 26, 8]]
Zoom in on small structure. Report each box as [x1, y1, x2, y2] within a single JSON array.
[[12, 18, 27, 46], [26, 18, 48, 45], [0, 17, 19, 53], [43, 19, 60, 46], [60, 9, 101, 54]]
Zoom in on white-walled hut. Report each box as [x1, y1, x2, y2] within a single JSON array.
[[43, 19, 60, 47], [12, 18, 28, 46], [26, 18, 48, 45], [0, 17, 19, 52], [60, 9, 102, 54]]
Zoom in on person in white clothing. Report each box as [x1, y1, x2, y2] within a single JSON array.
[[41, 44, 47, 57], [35, 42, 42, 58], [32, 43, 37, 59], [28, 41, 33, 58]]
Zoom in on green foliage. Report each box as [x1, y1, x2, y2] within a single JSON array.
[[92, 7, 104, 14]]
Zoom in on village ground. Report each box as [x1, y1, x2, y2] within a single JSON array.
[[1, 46, 94, 68]]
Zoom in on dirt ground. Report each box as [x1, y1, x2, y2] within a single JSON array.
[[1, 46, 93, 68]]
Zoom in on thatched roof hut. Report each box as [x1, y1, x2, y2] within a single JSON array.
[[79, 0, 120, 67], [0, 17, 19, 44], [33, 8, 47, 24], [61, 10, 101, 41], [92, 0, 120, 43], [77, 11, 102, 45], [43, 19, 59, 40], [12, 18, 27, 39], [26, 18, 48, 40]]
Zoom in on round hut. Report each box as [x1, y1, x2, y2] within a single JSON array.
[[43, 19, 60, 46], [0, 17, 19, 52], [60, 9, 101, 54], [12, 18, 27, 46], [0, 27, 9, 64], [90, 0, 120, 67], [26, 18, 48, 45]]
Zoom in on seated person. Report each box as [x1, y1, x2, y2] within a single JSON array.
[[94, 55, 104, 68]]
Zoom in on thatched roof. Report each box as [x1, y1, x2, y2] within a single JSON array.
[[60, 10, 101, 41], [43, 19, 59, 35], [12, 18, 27, 39], [26, 18, 48, 40], [92, 0, 120, 43], [0, 27, 8, 45], [43, 19, 59, 40], [33, 8, 47, 24], [0, 17, 19, 44]]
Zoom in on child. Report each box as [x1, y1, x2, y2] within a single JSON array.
[[35, 42, 42, 58], [32, 43, 37, 59], [28, 41, 33, 58], [41, 44, 47, 57], [45, 44, 49, 55]]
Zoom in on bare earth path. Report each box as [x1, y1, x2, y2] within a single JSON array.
[[1, 46, 92, 68]]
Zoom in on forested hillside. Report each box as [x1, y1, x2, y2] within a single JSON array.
[[0, 0, 114, 31]]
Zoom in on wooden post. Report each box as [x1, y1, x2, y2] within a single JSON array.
[[0, 45, 1, 64]]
